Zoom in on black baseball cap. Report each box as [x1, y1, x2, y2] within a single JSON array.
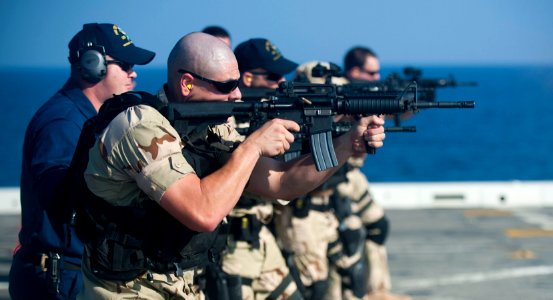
[[234, 38, 298, 75], [68, 23, 155, 65]]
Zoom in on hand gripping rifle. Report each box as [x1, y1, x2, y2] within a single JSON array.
[[165, 81, 474, 171]]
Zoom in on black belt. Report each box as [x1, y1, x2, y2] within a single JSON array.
[[310, 202, 331, 212]]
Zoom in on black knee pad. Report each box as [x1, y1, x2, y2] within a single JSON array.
[[340, 226, 366, 257], [365, 215, 389, 245]]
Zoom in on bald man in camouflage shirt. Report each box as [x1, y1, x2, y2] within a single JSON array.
[[77, 33, 386, 300]]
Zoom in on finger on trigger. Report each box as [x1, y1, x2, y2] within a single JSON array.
[[276, 118, 300, 132]]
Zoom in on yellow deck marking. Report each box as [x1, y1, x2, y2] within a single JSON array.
[[511, 249, 536, 259], [505, 228, 553, 238]]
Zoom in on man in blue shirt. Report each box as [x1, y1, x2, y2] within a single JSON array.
[[9, 23, 155, 300]]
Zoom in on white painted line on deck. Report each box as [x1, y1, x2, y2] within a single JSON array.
[[513, 210, 553, 230], [396, 265, 553, 290]]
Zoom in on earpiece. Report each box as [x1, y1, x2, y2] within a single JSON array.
[[76, 23, 107, 84], [187, 83, 193, 89]]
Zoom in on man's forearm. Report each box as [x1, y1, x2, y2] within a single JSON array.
[[162, 140, 262, 232], [248, 132, 355, 200], [198, 141, 261, 218]]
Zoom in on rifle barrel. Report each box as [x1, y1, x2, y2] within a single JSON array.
[[416, 101, 475, 109], [385, 126, 416, 132]]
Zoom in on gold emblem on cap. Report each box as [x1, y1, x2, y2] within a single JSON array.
[[112, 24, 134, 47], [264, 40, 282, 61]]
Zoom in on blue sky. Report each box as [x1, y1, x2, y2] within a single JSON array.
[[1, 0, 552, 68]]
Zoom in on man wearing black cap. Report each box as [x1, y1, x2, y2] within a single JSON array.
[[9, 23, 154, 300], [234, 38, 298, 89], [213, 38, 303, 300]]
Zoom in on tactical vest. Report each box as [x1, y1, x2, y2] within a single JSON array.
[[66, 91, 230, 281]]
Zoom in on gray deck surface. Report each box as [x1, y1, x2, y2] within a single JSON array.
[[1, 208, 552, 299], [386, 208, 553, 300]]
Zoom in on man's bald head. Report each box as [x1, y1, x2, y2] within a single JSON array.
[[167, 32, 239, 100]]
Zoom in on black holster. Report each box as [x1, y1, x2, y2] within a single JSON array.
[[228, 215, 262, 249], [292, 197, 311, 218], [202, 263, 243, 300], [338, 256, 369, 298]]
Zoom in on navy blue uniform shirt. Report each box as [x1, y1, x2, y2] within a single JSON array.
[[18, 77, 96, 264]]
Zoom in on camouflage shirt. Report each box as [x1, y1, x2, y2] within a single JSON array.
[[85, 87, 242, 207]]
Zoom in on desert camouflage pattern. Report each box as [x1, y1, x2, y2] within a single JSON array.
[[83, 97, 242, 299], [294, 60, 350, 85], [229, 201, 274, 223], [274, 193, 339, 286], [222, 226, 298, 300], [336, 167, 392, 293], [85, 104, 242, 205], [338, 168, 385, 223], [79, 247, 204, 300], [85, 104, 193, 205]]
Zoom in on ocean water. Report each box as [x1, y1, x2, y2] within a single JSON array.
[[1, 65, 552, 186]]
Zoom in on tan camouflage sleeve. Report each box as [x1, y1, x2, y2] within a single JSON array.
[[85, 105, 194, 205], [210, 123, 245, 143]]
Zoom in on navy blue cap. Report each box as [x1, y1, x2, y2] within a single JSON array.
[[234, 38, 298, 75], [68, 23, 155, 65]]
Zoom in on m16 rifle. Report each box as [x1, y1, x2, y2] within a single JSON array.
[[165, 81, 474, 171], [309, 62, 478, 128], [386, 66, 478, 102]]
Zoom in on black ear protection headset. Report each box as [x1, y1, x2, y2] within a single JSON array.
[[76, 23, 107, 83]]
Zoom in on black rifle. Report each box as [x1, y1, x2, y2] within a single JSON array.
[[239, 88, 276, 102], [333, 121, 416, 134], [308, 63, 478, 129], [309, 63, 478, 102], [241, 82, 417, 133], [167, 82, 474, 171], [385, 66, 478, 102], [165, 81, 474, 171]]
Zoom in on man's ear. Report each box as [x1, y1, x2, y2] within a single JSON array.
[[346, 66, 360, 80], [180, 72, 194, 96], [242, 72, 253, 87]]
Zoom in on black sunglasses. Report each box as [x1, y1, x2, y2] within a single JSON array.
[[106, 60, 134, 73], [361, 69, 380, 76], [250, 71, 283, 82], [178, 69, 240, 94]]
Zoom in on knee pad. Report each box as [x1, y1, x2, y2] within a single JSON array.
[[365, 215, 389, 245], [340, 226, 366, 257]]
